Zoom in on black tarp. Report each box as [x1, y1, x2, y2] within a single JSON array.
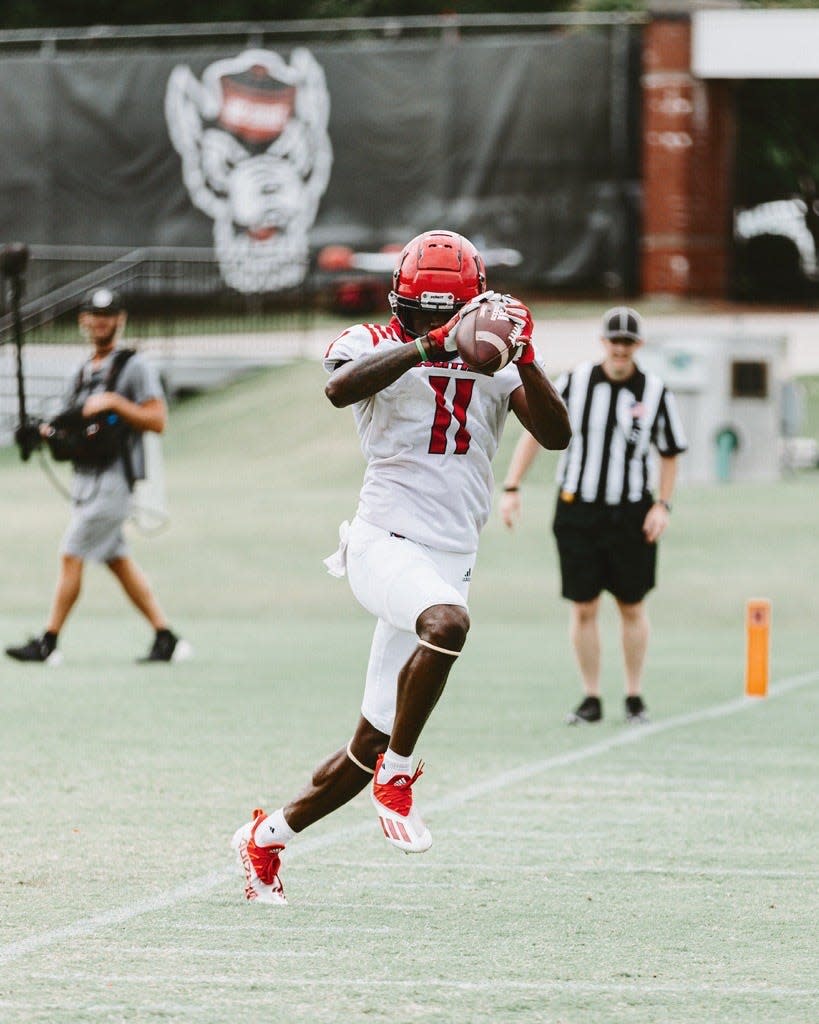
[[0, 30, 640, 293]]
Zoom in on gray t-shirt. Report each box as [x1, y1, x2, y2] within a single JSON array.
[[67, 348, 164, 481]]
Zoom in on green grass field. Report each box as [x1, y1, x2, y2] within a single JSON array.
[[1, 361, 817, 1024]]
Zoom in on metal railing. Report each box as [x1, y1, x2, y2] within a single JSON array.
[[0, 248, 315, 348], [0, 249, 325, 445], [0, 12, 648, 53]]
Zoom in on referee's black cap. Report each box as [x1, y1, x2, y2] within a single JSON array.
[[80, 287, 124, 314], [602, 306, 643, 342]]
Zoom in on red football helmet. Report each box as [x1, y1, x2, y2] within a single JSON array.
[[389, 230, 487, 338]]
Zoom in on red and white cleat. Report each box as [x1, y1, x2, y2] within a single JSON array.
[[371, 754, 432, 854], [231, 808, 287, 905]]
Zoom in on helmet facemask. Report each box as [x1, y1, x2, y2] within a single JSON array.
[[388, 289, 465, 339]]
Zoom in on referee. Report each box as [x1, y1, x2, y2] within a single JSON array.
[[501, 307, 687, 724]]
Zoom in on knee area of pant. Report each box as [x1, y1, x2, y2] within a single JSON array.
[[417, 604, 470, 652]]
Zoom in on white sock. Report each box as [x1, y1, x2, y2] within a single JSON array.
[[255, 808, 295, 847], [377, 748, 412, 783]]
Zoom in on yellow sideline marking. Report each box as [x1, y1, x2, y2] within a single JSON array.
[[1, 668, 817, 966]]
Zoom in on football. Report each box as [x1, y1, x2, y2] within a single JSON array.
[[454, 301, 520, 374]]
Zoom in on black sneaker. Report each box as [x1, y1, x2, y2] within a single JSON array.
[[138, 629, 193, 664], [566, 695, 602, 725], [5, 633, 62, 666], [625, 695, 649, 723]]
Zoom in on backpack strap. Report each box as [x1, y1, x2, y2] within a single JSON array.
[[70, 347, 135, 402], [106, 347, 137, 391], [106, 348, 138, 490]]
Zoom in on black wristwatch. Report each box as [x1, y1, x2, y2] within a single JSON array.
[[656, 499, 672, 513]]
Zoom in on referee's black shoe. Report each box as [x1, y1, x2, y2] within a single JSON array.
[[566, 695, 602, 724], [625, 695, 649, 723]]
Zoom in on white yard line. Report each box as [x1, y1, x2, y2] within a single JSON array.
[[1, 974, 816, 1000], [2, 669, 817, 966]]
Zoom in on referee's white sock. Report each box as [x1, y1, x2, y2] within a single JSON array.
[[377, 748, 413, 783], [255, 808, 295, 847]]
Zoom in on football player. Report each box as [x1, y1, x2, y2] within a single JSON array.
[[232, 230, 570, 903]]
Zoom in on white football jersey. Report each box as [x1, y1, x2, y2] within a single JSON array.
[[324, 318, 525, 553]]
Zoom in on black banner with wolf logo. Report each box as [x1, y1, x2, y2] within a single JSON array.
[[0, 31, 640, 295]]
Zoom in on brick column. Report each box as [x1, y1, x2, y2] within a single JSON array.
[[641, 18, 735, 297]]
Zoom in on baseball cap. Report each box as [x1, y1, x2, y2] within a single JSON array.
[[602, 306, 643, 342], [80, 287, 124, 314]]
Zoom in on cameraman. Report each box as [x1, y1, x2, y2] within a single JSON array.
[[6, 288, 190, 666]]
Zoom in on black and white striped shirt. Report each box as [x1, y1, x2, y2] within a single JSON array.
[[555, 361, 687, 505]]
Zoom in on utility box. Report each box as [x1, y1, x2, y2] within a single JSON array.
[[638, 334, 788, 484]]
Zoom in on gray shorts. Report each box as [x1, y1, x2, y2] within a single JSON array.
[[61, 466, 132, 563]]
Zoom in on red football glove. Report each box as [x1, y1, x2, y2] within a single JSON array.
[[426, 289, 502, 352], [426, 315, 459, 353], [513, 338, 536, 365], [498, 296, 535, 364]]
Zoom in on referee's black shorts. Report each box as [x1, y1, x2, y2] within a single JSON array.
[[552, 494, 657, 604]]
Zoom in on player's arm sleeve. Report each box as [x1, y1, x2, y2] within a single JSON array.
[[323, 325, 384, 374], [652, 388, 688, 455]]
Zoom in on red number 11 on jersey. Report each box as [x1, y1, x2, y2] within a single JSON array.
[[427, 376, 475, 455]]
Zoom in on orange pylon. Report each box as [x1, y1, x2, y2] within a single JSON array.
[[745, 599, 771, 698]]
